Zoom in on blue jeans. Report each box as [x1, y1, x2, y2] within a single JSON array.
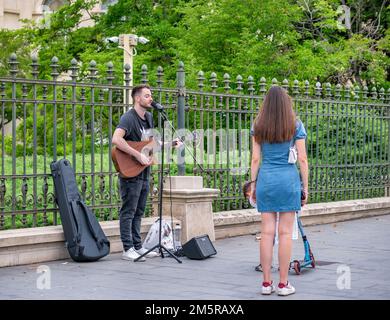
[[119, 175, 149, 251]]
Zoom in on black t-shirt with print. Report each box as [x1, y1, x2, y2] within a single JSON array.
[[116, 108, 154, 179]]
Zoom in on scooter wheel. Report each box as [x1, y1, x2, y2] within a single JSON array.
[[310, 251, 316, 268], [293, 260, 301, 275]]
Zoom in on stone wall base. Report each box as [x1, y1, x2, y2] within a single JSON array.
[[214, 197, 390, 239]]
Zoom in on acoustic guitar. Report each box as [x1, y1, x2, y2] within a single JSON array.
[[111, 139, 178, 178]]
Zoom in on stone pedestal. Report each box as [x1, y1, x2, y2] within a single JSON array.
[[154, 176, 219, 243]]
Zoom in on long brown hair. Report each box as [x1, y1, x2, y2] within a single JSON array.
[[253, 86, 296, 144]]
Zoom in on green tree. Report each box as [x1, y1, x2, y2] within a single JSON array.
[[173, 0, 303, 85], [291, 0, 390, 86], [1, 0, 389, 155], [171, 0, 389, 88], [95, 0, 187, 84]]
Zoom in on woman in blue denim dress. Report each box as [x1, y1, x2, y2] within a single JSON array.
[[250, 86, 309, 296]]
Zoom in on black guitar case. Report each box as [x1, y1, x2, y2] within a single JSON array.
[[50, 159, 110, 262]]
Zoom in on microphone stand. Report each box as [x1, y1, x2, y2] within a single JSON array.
[[134, 108, 182, 263]]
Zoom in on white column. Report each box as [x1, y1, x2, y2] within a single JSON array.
[[120, 34, 137, 108]]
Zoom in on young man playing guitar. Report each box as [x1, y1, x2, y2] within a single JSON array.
[[112, 84, 181, 261]]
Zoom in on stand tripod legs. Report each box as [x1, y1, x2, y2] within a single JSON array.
[[134, 243, 182, 263]]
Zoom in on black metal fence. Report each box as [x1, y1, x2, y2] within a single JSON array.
[[0, 54, 389, 229]]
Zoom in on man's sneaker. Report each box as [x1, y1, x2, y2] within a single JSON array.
[[121, 247, 146, 262], [261, 281, 275, 295], [277, 281, 296, 296], [135, 247, 159, 258]]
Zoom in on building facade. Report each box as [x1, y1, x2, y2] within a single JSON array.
[[0, 0, 116, 30]]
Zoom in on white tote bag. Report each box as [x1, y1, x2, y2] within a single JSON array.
[[143, 219, 174, 251]]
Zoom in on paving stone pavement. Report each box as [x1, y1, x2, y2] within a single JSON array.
[[0, 214, 389, 300]]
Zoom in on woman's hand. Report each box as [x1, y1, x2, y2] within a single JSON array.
[[301, 190, 309, 206], [250, 185, 256, 204]]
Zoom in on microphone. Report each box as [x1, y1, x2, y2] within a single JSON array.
[[151, 101, 164, 111]]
